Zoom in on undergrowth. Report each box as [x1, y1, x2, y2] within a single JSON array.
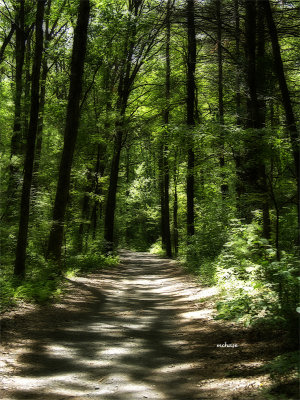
[[0, 252, 119, 312]]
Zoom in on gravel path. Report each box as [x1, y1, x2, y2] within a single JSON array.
[[0, 251, 279, 399]]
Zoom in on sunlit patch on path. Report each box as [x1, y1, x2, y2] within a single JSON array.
[[1, 251, 274, 399]]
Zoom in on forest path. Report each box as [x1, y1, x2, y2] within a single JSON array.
[[1, 250, 276, 399]]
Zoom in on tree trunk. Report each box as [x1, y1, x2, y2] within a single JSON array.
[[262, 0, 300, 244], [242, 0, 270, 238], [14, 0, 46, 278], [32, 0, 52, 192], [163, 0, 172, 257], [186, 0, 196, 240], [173, 158, 179, 256], [10, 0, 25, 158], [47, 0, 90, 262], [216, 0, 228, 199], [104, 130, 123, 252], [5, 1, 26, 221], [0, 24, 15, 65]]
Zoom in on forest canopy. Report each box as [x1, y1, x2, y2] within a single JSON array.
[[0, 0, 299, 339]]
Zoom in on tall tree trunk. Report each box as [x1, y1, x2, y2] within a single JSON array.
[[186, 0, 196, 240], [257, 0, 271, 239], [104, 129, 123, 252], [242, 0, 270, 237], [4, 1, 26, 221], [262, 0, 300, 244], [32, 58, 47, 192], [173, 156, 179, 256], [14, 0, 46, 278], [163, 0, 172, 257], [103, 2, 139, 252], [32, 1, 52, 192], [216, 0, 228, 199], [10, 0, 25, 158], [47, 0, 90, 262]]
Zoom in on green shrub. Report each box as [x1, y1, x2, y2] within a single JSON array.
[[13, 277, 61, 304], [66, 252, 119, 274], [214, 218, 300, 331], [0, 277, 16, 311], [263, 352, 299, 382]]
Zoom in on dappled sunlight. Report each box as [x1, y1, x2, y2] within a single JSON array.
[[180, 309, 213, 319], [1, 251, 273, 400]]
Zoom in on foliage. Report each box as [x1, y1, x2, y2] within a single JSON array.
[[66, 252, 119, 274], [214, 218, 299, 332], [0, 252, 118, 311], [263, 352, 300, 383]]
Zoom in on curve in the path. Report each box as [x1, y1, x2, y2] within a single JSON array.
[[1, 251, 270, 400]]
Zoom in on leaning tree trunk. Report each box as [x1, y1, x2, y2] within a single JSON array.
[[186, 0, 197, 240], [262, 0, 300, 245], [14, 0, 46, 278], [47, 0, 90, 263], [0, 23, 15, 66]]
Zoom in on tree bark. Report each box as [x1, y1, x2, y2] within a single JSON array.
[[186, 0, 196, 240], [262, 0, 300, 244], [10, 0, 25, 158], [47, 0, 90, 262], [4, 1, 26, 221], [163, 0, 172, 257], [14, 0, 46, 278], [173, 156, 179, 256], [0, 24, 15, 65], [242, 0, 270, 239], [216, 0, 228, 199], [104, 130, 123, 252]]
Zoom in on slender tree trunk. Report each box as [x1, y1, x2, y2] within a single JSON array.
[[47, 0, 90, 262], [10, 0, 25, 157], [186, 0, 196, 240], [257, 1, 271, 239], [32, 1, 52, 192], [23, 29, 32, 142], [0, 24, 15, 65], [173, 157, 179, 256], [159, 148, 167, 250], [14, 0, 46, 278], [216, 0, 228, 199], [32, 58, 47, 191], [163, 0, 172, 257], [4, 1, 26, 221], [233, 0, 245, 216], [125, 146, 130, 246], [243, 1, 270, 237], [159, 0, 172, 256], [104, 130, 123, 252], [103, 2, 138, 252], [262, 0, 300, 244]]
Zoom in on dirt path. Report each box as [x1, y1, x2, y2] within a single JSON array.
[[0, 251, 285, 399]]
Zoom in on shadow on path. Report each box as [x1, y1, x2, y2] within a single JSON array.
[[1, 251, 281, 399]]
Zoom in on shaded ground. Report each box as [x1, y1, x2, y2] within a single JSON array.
[[0, 251, 292, 399]]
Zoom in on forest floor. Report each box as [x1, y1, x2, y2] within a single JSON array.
[[0, 250, 295, 400]]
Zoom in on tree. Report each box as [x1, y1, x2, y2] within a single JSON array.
[[186, 0, 197, 239], [104, 0, 164, 252], [159, 0, 172, 257], [47, 0, 90, 263], [262, 0, 300, 245], [14, 0, 46, 278]]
